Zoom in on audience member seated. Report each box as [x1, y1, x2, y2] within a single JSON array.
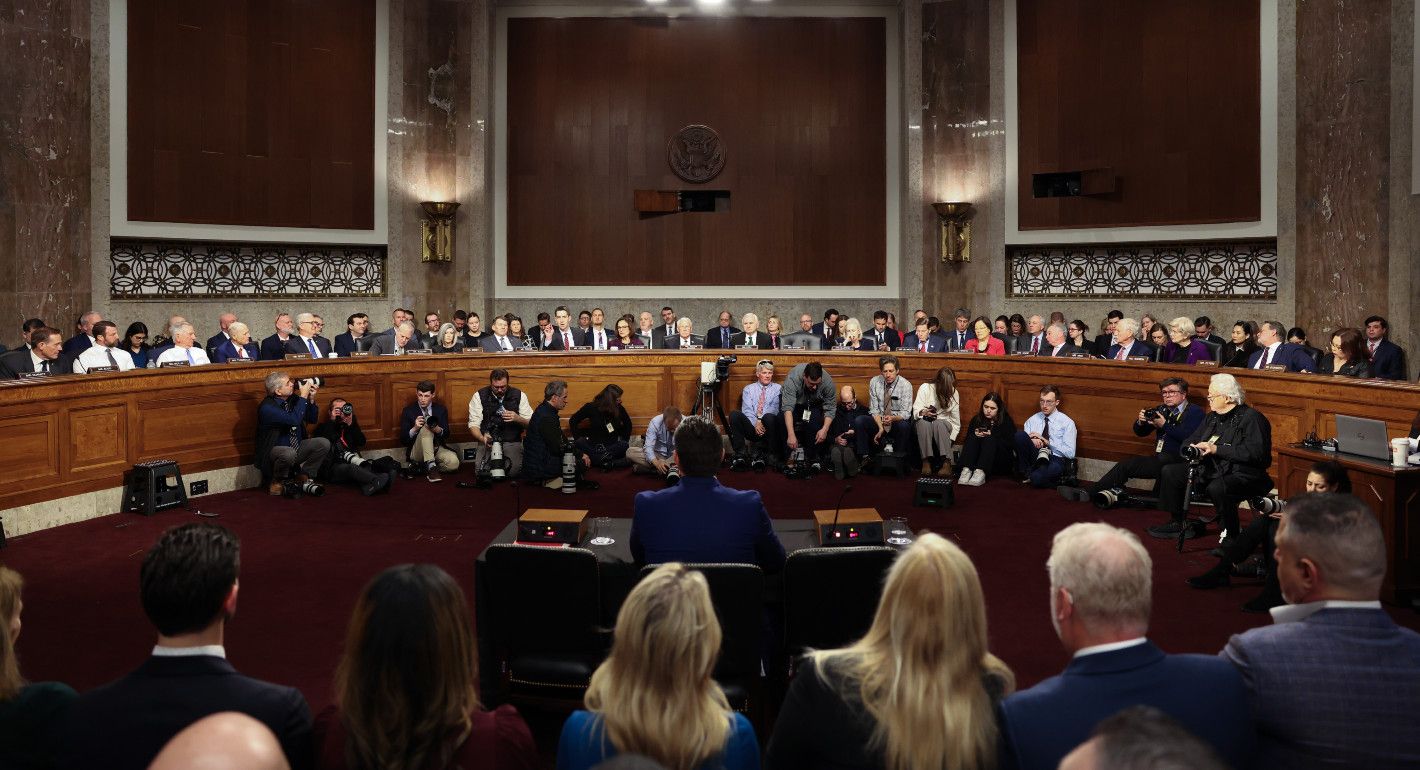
[[1145, 324, 1170, 361], [62, 523, 313, 770], [649, 307, 677, 349], [812, 309, 840, 349], [121, 321, 151, 369], [902, 318, 945, 353], [1013, 315, 1046, 355], [781, 314, 821, 350], [332, 313, 370, 357], [1147, 373, 1272, 544], [213, 321, 260, 363], [837, 317, 866, 351], [629, 416, 785, 571], [1363, 314, 1406, 380], [312, 398, 394, 497], [1247, 320, 1316, 372], [1103, 318, 1151, 361], [477, 316, 515, 352], [628, 406, 682, 483], [60, 310, 101, 358], [1039, 323, 1081, 357], [1194, 316, 1226, 347], [704, 310, 740, 349], [1073, 377, 1203, 504], [661, 317, 704, 349], [1056, 706, 1228, 770], [728, 359, 784, 467], [1066, 319, 1094, 356], [378, 308, 413, 337], [72, 320, 134, 373], [997, 522, 1253, 770], [763, 314, 784, 349], [315, 564, 536, 770], [366, 322, 423, 355], [1189, 460, 1348, 613], [1139, 313, 1159, 341], [579, 308, 612, 350], [969, 316, 1005, 356], [1221, 493, 1420, 767], [507, 316, 532, 349], [609, 315, 647, 350], [1092, 310, 1123, 353], [259, 313, 296, 360], [285, 313, 333, 358], [461, 311, 487, 348], [865, 310, 900, 351], [255, 372, 330, 497], [155, 322, 212, 367], [913, 365, 960, 475], [1013, 384, 1076, 488], [827, 385, 870, 480], [854, 355, 913, 461], [557, 563, 759, 770], [430, 322, 464, 354], [729, 313, 771, 350], [468, 368, 533, 477], [150, 712, 292, 770], [1219, 320, 1259, 368], [531, 312, 555, 350], [956, 392, 1015, 487], [767, 533, 1013, 770], [148, 314, 185, 355], [0, 565, 77, 770], [1160, 316, 1211, 365], [399, 380, 460, 483], [520, 379, 594, 490], [1007, 313, 1027, 345], [570, 384, 634, 469], [1319, 327, 1371, 378], [942, 308, 973, 351], [418, 312, 443, 349], [1287, 326, 1324, 366]]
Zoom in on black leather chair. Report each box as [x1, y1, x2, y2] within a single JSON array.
[[782, 546, 896, 677], [1200, 339, 1223, 364], [485, 544, 605, 709]]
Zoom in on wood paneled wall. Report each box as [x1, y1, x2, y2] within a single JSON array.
[[505, 17, 886, 287], [126, 0, 376, 229], [1015, 0, 1260, 230]]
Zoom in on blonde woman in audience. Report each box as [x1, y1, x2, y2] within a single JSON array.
[[766, 533, 1014, 770], [0, 565, 77, 770], [431, 323, 464, 354], [557, 563, 759, 770], [315, 563, 535, 770], [842, 318, 872, 351], [913, 366, 961, 476]]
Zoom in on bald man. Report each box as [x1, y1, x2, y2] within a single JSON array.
[[149, 712, 290, 770]]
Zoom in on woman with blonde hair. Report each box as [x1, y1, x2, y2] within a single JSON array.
[[913, 366, 961, 476], [839, 318, 867, 350], [766, 533, 1014, 770], [431, 322, 464, 354], [0, 565, 77, 770], [315, 564, 535, 770], [557, 563, 758, 770]]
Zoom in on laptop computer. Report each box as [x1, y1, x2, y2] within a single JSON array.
[[1334, 414, 1391, 461]]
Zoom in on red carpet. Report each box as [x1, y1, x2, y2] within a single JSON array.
[[6, 466, 1419, 721]]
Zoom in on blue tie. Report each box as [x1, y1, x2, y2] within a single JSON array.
[[307, 339, 318, 357]]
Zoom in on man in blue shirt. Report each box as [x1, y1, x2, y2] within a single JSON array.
[[728, 359, 783, 467], [629, 406, 683, 483], [1014, 384, 1077, 487]]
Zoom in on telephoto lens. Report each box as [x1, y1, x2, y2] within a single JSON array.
[[340, 403, 353, 417], [1093, 487, 1125, 509], [1182, 444, 1203, 462], [1251, 495, 1285, 515], [664, 463, 680, 486], [1034, 447, 1052, 469]]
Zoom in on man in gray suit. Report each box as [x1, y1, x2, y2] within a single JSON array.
[[367, 322, 425, 355], [1221, 493, 1420, 768]]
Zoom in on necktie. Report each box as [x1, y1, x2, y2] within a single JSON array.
[[597, 331, 604, 349], [106, 348, 118, 368], [756, 385, 767, 418], [919, 341, 926, 352], [563, 331, 571, 349], [771, 335, 778, 349], [41, 359, 51, 374], [681, 337, 689, 348], [1030, 336, 1040, 354], [1042, 414, 1051, 449], [1115, 345, 1127, 360], [958, 332, 965, 348], [501, 337, 510, 351], [307, 338, 318, 357], [724, 328, 731, 346], [185, 348, 194, 364], [1260, 347, 1272, 368]]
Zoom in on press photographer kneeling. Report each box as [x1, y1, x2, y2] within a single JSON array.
[[1146, 373, 1272, 545], [255, 371, 330, 498], [1075, 377, 1203, 507]]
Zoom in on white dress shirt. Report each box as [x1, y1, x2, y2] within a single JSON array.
[[1269, 599, 1382, 624], [75, 344, 136, 373], [155, 345, 212, 366]]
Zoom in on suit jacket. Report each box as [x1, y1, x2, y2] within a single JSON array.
[[365, 335, 426, 356], [1103, 339, 1157, 360], [284, 335, 332, 359], [578, 327, 614, 349], [204, 332, 230, 359], [944, 328, 974, 351], [213, 339, 260, 363], [258, 333, 293, 360], [661, 334, 706, 349], [1369, 338, 1406, 380], [480, 334, 520, 353], [1198, 333, 1226, 347], [1039, 342, 1084, 357], [629, 476, 786, 572], [1093, 332, 1116, 353], [60, 333, 92, 357], [901, 332, 947, 353], [1222, 607, 1420, 768], [862, 327, 901, 351], [811, 322, 838, 349], [541, 328, 581, 351], [706, 325, 742, 349], [780, 332, 824, 350], [1013, 332, 1048, 355], [332, 331, 367, 357], [650, 324, 677, 349], [62, 654, 312, 770], [1246, 342, 1316, 372], [0, 349, 73, 379], [399, 401, 452, 449], [729, 331, 772, 350], [998, 641, 1253, 770]]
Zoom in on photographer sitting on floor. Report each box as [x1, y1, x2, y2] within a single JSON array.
[[313, 398, 394, 496], [1066, 377, 1204, 506], [399, 380, 461, 483], [1012, 384, 1077, 488]]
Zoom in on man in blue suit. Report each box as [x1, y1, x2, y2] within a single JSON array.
[[1222, 493, 1420, 767], [998, 522, 1253, 770], [901, 319, 946, 352], [1363, 314, 1406, 380], [283, 313, 333, 358], [629, 415, 786, 572], [1246, 320, 1316, 372]]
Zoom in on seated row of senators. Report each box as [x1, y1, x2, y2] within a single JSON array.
[[0, 303, 1408, 379]]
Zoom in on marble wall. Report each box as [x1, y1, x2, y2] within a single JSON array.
[[0, 0, 91, 341]]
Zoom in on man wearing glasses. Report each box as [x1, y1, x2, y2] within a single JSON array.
[[284, 312, 333, 358], [1065, 377, 1204, 503], [1013, 384, 1077, 487], [728, 359, 783, 469], [1147, 372, 1272, 545]]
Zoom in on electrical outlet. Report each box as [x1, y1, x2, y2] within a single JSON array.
[[463, 447, 477, 461], [190, 480, 209, 496]]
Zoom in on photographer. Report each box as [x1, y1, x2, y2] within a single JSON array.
[[629, 406, 683, 483], [1147, 373, 1272, 544], [521, 380, 595, 490], [467, 368, 533, 477], [313, 398, 394, 496], [827, 385, 871, 480], [399, 380, 461, 482], [569, 383, 634, 469], [1012, 384, 1076, 488], [1073, 377, 1204, 505], [254, 371, 330, 497], [780, 362, 836, 470], [728, 360, 784, 469]]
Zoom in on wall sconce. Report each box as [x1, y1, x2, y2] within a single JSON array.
[[932, 201, 975, 263], [420, 201, 459, 263]]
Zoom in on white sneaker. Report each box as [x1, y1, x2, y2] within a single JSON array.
[[969, 469, 986, 486], [958, 467, 972, 485]]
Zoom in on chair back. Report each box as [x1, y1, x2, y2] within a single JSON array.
[[1200, 339, 1222, 363], [485, 544, 601, 658], [640, 562, 763, 681], [784, 547, 896, 656]]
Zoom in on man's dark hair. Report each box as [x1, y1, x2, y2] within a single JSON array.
[[673, 416, 724, 477], [537, 312, 550, 322], [954, 308, 970, 320], [927, 316, 941, 329], [878, 355, 899, 371], [1159, 377, 1189, 393], [453, 309, 468, 321], [21, 318, 45, 335], [140, 523, 241, 637], [1040, 384, 1062, 400], [544, 380, 567, 401], [1089, 706, 1227, 770], [1194, 315, 1213, 328], [555, 305, 570, 315], [1287, 326, 1306, 341], [346, 312, 367, 326], [1262, 320, 1287, 339], [1364, 315, 1388, 330], [416, 380, 436, 394], [803, 362, 824, 381], [872, 310, 888, 321], [30, 327, 60, 347], [823, 308, 839, 322], [578, 310, 591, 320], [468, 312, 480, 321], [1106, 309, 1125, 320], [92, 320, 116, 338], [489, 368, 509, 383], [662, 306, 673, 313]]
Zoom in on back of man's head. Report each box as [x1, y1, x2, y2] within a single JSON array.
[[141, 523, 241, 637], [1048, 522, 1151, 641], [1278, 493, 1386, 602], [149, 712, 290, 770], [1059, 706, 1226, 770], [673, 416, 723, 477]]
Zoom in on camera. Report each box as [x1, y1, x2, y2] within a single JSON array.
[[297, 376, 324, 389], [715, 355, 737, 383], [1034, 446, 1052, 469], [339, 449, 372, 468], [282, 479, 325, 498], [664, 463, 680, 486], [1142, 407, 1163, 422], [425, 415, 438, 429], [1251, 495, 1286, 515], [1182, 444, 1204, 462], [1093, 487, 1129, 509], [340, 403, 353, 417]]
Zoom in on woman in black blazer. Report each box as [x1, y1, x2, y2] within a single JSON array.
[[1220, 321, 1259, 368], [1318, 327, 1372, 378], [1067, 319, 1096, 356]]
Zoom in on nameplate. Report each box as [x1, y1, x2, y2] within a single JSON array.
[[1195, 359, 1219, 367], [1264, 363, 1288, 372], [225, 358, 256, 364], [1126, 356, 1150, 363], [351, 351, 371, 357], [735, 344, 758, 350], [460, 347, 482, 354], [19, 371, 52, 379], [407, 348, 434, 355], [571, 345, 593, 351], [284, 353, 311, 360], [1011, 351, 1034, 356], [781, 344, 802, 350], [159, 361, 190, 368], [1067, 352, 1090, 359], [831, 345, 853, 351], [86, 365, 118, 373]]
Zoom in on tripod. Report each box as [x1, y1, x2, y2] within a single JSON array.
[[692, 381, 730, 429]]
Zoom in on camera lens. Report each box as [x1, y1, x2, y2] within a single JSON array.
[[1182, 445, 1202, 462], [341, 404, 353, 416]]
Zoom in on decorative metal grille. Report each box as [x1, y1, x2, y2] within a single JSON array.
[[109, 240, 386, 299], [1006, 240, 1277, 299]]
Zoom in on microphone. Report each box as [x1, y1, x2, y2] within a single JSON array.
[[829, 484, 853, 542]]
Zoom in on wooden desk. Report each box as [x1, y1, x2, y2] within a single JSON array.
[[1276, 445, 1420, 606], [2, 351, 1418, 515]]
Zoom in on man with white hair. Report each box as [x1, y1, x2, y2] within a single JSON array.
[[1221, 493, 1420, 767], [730, 312, 770, 349], [283, 312, 332, 358], [366, 321, 423, 355], [1038, 323, 1081, 357], [661, 317, 704, 349], [258, 312, 295, 360], [1103, 317, 1152, 360], [1146, 372, 1272, 545], [997, 522, 1253, 770], [155, 323, 212, 366], [1014, 314, 1047, 355]]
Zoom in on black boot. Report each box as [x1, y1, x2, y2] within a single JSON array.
[[1186, 561, 1232, 590]]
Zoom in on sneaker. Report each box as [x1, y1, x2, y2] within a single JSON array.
[[958, 467, 972, 485], [969, 469, 986, 486]]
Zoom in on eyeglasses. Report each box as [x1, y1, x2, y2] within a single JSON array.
[[758, 359, 773, 367], [1160, 389, 1184, 396]]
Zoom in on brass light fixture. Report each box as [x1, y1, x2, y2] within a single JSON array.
[[932, 202, 975, 263], [420, 201, 459, 263]]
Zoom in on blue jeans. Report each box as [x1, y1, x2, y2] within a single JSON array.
[[1014, 430, 1064, 487]]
